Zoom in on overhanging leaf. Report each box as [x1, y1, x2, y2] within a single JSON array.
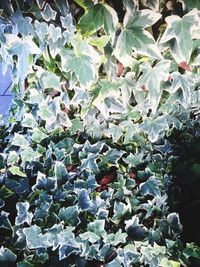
[[9, 166, 26, 177], [114, 10, 162, 66], [139, 177, 161, 197], [11, 133, 29, 147], [0, 247, 17, 263], [61, 49, 96, 87], [15, 202, 33, 226], [59, 206, 80, 227], [160, 9, 199, 63], [137, 61, 171, 113], [78, 3, 118, 36]]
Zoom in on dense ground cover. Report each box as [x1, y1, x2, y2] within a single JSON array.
[[0, 0, 200, 266]]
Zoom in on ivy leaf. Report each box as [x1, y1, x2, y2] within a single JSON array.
[[103, 123, 123, 142], [59, 206, 80, 227], [9, 166, 26, 177], [140, 116, 169, 143], [104, 229, 127, 246], [11, 9, 34, 36], [101, 148, 125, 166], [59, 239, 80, 260], [170, 72, 193, 108], [114, 10, 162, 66], [61, 49, 95, 87], [40, 72, 61, 91], [7, 151, 19, 166], [22, 113, 38, 128], [112, 201, 131, 224], [123, 152, 144, 167], [41, 3, 57, 21], [137, 61, 171, 113], [140, 0, 160, 11], [56, 112, 72, 128], [82, 140, 105, 154], [39, 102, 55, 121], [93, 80, 120, 105], [78, 3, 118, 36], [31, 128, 48, 143], [15, 202, 33, 226], [69, 118, 84, 135], [125, 215, 148, 240], [21, 147, 41, 163], [87, 219, 107, 238], [32, 171, 57, 192], [0, 247, 17, 263], [11, 133, 29, 147], [80, 154, 99, 174], [160, 258, 181, 267], [105, 258, 122, 267], [139, 177, 161, 197], [23, 225, 50, 249], [54, 161, 68, 182], [76, 189, 92, 210], [160, 9, 199, 63]]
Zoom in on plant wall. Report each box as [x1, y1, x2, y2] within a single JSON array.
[[0, 0, 200, 266]]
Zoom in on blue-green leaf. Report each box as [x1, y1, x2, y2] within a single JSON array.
[[15, 202, 33, 226], [59, 206, 80, 227], [139, 177, 161, 197], [0, 247, 17, 263], [41, 3, 57, 21]]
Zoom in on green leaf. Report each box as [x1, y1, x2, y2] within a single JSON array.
[[21, 147, 41, 163], [137, 61, 171, 113], [123, 152, 144, 167], [61, 49, 96, 87], [9, 166, 27, 177], [78, 3, 118, 36], [7, 151, 19, 166], [23, 225, 50, 249], [80, 154, 99, 174], [54, 161, 68, 182], [82, 140, 105, 154], [160, 9, 199, 63], [125, 215, 148, 240], [114, 10, 162, 66], [140, 0, 160, 11], [22, 113, 38, 128], [12, 133, 29, 147], [39, 102, 55, 121], [40, 72, 61, 91], [56, 112, 72, 128], [184, 0, 200, 11], [103, 123, 123, 142], [87, 220, 107, 238], [104, 229, 127, 246], [101, 148, 125, 166], [74, 0, 93, 10], [31, 128, 48, 143], [112, 201, 131, 224], [0, 247, 17, 262], [140, 116, 169, 143], [15, 202, 33, 226], [59, 206, 80, 227], [183, 243, 200, 260], [139, 177, 161, 197], [89, 35, 110, 52], [160, 258, 181, 267], [93, 80, 120, 106], [170, 72, 193, 108], [41, 3, 57, 21], [69, 118, 84, 135]]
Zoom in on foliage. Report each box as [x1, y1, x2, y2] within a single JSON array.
[[0, 0, 200, 266]]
